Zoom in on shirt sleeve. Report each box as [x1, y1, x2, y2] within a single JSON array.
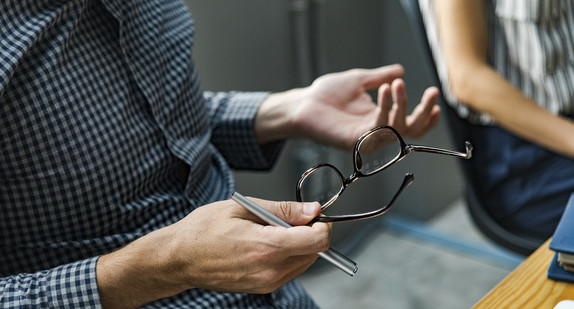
[[0, 257, 102, 308], [204, 91, 285, 170]]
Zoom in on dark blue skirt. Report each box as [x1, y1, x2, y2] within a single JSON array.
[[468, 118, 574, 239]]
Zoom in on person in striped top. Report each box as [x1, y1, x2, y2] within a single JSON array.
[[420, 0, 574, 241]]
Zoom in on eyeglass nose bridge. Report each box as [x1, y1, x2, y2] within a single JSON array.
[[328, 171, 361, 210], [343, 172, 360, 186]]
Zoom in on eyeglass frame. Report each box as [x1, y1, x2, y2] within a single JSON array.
[[296, 125, 473, 223]]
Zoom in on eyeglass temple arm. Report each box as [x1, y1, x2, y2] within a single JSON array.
[[311, 173, 415, 223], [407, 141, 472, 159]]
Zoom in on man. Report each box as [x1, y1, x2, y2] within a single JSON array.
[[0, 1, 440, 308]]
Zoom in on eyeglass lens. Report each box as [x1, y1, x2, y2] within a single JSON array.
[[299, 165, 343, 207], [356, 127, 402, 175]]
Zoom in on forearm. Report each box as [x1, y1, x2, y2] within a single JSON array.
[[449, 63, 574, 158], [97, 226, 189, 309]]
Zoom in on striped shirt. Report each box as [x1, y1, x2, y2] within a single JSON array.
[[420, 0, 574, 124], [0, 0, 316, 308]]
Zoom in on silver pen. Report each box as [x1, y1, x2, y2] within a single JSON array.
[[230, 191, 358, 276]]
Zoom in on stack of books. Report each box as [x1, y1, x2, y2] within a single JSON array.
[[548, 193, 574, 283], [558, 251, 574, 272]]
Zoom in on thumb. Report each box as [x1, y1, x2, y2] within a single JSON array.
[[250, 198, 322, 226], [280, 201, 322, 226], [361, 64, 404, 90]]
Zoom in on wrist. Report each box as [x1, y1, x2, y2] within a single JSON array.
[[254, 88, 307, 144], [97, 227, 190, 308]]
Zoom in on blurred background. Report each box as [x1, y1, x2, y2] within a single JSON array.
[[182, 1, 521, 308]]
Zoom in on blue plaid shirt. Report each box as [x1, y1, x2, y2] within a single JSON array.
[[0, 1, 317, 308]]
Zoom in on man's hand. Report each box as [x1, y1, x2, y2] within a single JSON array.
[[96, 199, 328, 309], [255, 64, 440, 151]]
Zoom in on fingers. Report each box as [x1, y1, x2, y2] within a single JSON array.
[[249, 197, 322, 226], [374, 81, 441, 139], [389, 79, 408, 130], [375, 83, 391, 125], [360, 64, 405, 89], [237, 197, 332, 256], [375, 79, 408, 130], [279, 223, 332, 255], [405, 86, 441, 138], [248, 254, 320, 294]]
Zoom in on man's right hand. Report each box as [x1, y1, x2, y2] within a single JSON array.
[[96, 198, 329, 309]]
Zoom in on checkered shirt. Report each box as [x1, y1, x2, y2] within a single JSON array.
[[0, 1, 317, 308]]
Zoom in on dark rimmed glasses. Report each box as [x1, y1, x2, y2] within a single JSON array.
[[296, 125, 472, 223]]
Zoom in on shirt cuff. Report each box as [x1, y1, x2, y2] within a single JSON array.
[[1, 257, 102, 308], [212, 92, 285, 170], [46, 257, 102, 308]]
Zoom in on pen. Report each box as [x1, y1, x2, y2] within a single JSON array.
[[230, 191, 358, 276]]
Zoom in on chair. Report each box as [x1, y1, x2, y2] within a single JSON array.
[[398, 0, 543, 256]]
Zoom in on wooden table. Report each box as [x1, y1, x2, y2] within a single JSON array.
[[473, 239, 574, 308]]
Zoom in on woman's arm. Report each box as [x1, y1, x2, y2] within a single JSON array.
[[435, 0, 574, 157]]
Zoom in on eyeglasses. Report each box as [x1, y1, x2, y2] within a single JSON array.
[[296, 125, 472, 223]]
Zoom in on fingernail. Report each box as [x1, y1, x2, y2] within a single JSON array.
[[303, 203, 318, 216]]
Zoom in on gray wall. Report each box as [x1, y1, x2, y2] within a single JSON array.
[[183, 0, 463, 245]]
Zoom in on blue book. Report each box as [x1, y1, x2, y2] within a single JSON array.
[[548, 193, 574, 282]]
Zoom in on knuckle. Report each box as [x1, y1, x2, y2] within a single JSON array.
[[277, 201, 294, 220], [315, 235, 331, 252], [309, 225, 331, 252], [254, 269, 283, 291]]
